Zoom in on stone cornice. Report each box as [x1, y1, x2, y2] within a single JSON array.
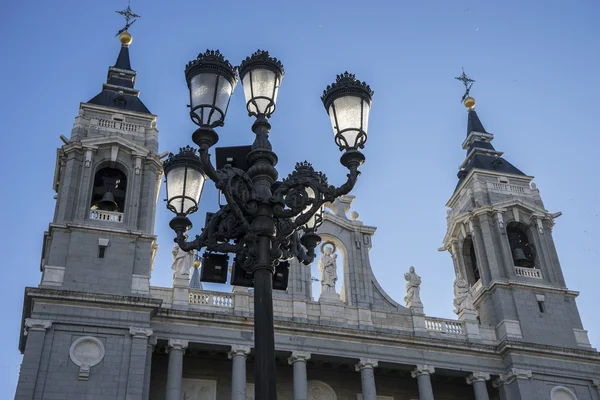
[[47, 223, 158, 240], [496, 340, 600, 363], [80, 102, 157, 120], [323, 212, 377, 235], [473, 280, 579, 306], [25, 287, 163, 310], [446, 168, 535, 208]]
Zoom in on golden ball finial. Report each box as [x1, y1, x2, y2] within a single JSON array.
[[193, 259, 201, 269], [119, 31, 133, 46], [464, 96, 476, 109]]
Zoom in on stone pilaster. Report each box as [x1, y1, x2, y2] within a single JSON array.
[[143, 336, 157, 400], [126, 327, 153, 400], [411, 365, 435, 400], [288, 351, 311, 400], [355, 358, 378, 400], [493, 369, 533, 400], [15, 319, 53, 400], [228, 345, 251, 400], [165, 339, 189, 400], [467, 372, 491, 400]]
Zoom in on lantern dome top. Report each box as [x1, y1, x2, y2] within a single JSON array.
[[321, 71, 374, 110]]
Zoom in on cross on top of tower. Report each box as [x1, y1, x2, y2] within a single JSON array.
[[115, 1, 141, 36], [455, 68, 475, 104]]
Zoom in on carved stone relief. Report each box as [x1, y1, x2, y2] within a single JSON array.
[[182, 378, 217, 400], [69, 336, 105, 380], [307, 380, 337, 400]]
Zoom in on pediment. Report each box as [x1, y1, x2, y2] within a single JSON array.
[[80, 136, 151, 157]]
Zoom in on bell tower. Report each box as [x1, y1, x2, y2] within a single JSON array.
[[39, 31, 163, 295], [442, 94, 592, 349]]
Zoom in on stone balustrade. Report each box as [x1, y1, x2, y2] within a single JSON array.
[[189, 290, 233, 308], [95, 118, 143, 133], [489, 182, 526, 194], [425, 317, 465, 335], [89, 210, 123, 222], [514, 266, 543, 279], [472, 279, 483, 296]]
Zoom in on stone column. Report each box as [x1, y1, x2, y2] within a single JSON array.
[[229, 345, 251, 400], [355, 358, 378, 400], [15, 319, 52, 400], [288, 351, 311, 400], [411, 365, 435, 400], [165, 339, 189, 400], [143, 336, 157, 400], [127, 327, 154, 400], [467, 372, 490, 400]]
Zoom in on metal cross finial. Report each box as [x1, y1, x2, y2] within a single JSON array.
[[455, 68, 475, 103], [115, 1, 141, 36]]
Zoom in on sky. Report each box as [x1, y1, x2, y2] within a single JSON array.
[[1, 0, 599, 395]]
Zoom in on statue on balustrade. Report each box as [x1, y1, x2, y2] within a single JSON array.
[[404, 266, 423, 308], [319, 243, 338, 294], [453, 277, 474, 314], [171, 234, 196, 276]]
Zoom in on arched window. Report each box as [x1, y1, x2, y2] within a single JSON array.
[[507, 224, 535, 268], [90, 168, 127, 213], [462, 237, 480, 286]]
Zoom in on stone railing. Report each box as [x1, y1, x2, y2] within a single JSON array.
[[514, 266, 543, 279], [89, 210, 123, 222], [189, 290, 233, 308], [472, 279, 483, 296], [96, 118, 143, 133], [425, 317, 464, 335], [490, 182, 526, 194]]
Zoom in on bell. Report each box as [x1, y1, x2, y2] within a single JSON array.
[[97, 191, 119, 212], [512, 247, 533, 267]]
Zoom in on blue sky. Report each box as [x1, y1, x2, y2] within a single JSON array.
[[1, 0, 599, 395]]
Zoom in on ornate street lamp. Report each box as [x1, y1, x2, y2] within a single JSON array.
[[163, 146, 206, 232], [165, 49, 373, 400]]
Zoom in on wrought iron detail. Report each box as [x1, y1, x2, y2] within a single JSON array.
[[455, 68, 475, 103], [115, 1, 141, 36]]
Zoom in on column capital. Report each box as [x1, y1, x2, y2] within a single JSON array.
[[129, 327, 154, 338], [466, 372, 491, 385], [288, 351, 311, 364], [24, 318, 52, 334], [228, 345, 251, 359], [492, 368, 532, 388], [167, 338, 189, 352], [592, 379, 600, 389], [148, 336, 158, 349], [411, 364, 435, 378], [355, 358, 378, 371]]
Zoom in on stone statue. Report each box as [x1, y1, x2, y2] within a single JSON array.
[[404, 266, 422, 307], [171, 239, 195, 276], [453, 277, 474, 315], [318, 243, 338, 294]]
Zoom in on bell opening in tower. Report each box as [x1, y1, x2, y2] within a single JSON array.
[[462, 236, 480, 286], [507, 224, 536, 268], [90, 167, 127, 213]]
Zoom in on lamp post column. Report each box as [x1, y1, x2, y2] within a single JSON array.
[[229, 345, 251, 400], [165, 339, 188, 400], [247, 116, 279, 400], [288, 351, 311, 400], [411, 365, 435, 400], [467, 372, 491, 400]]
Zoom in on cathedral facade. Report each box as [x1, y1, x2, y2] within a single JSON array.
[[14, 34, 600, 400]]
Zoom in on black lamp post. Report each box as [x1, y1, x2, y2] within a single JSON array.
[[164, 48, 373, 400]]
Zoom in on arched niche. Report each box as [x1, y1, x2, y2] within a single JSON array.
[[312, 230, 351, 304], [90, 166, 128, 213], [307, 380, 337, 400], [550, 386, 578, 400], [506, 222, 536, 268]]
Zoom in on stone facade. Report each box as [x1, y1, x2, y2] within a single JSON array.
[[14, 40, 600, 400]]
